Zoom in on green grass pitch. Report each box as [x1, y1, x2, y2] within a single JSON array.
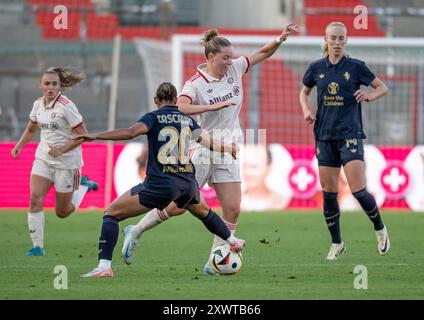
[[0, 210, 423, 299]]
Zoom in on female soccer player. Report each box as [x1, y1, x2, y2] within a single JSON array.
[[77, 82, 245, 278], [125, 24, 300, 274], [299, 22, 390, 260], [11, 67, 98, 256]]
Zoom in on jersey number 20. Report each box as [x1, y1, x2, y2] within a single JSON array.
[[157, 126, 191, 164]]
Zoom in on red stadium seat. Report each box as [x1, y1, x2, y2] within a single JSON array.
[[303, 0, 385, 36]]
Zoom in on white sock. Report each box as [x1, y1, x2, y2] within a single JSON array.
[[211, 218, 237, 251], [98, 259, 111, 269], [226, 235, 239, 246], [132, 208, 170, 239], [71, 185, 88, 209], [28, 211, 45, 248]]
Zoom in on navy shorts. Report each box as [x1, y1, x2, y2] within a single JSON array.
[[130, 181, 200, 210], [316, 139, 364, 167]]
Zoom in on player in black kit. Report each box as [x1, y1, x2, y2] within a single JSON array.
[[76, 82, 245, 278], [299, 22, 390, 260]]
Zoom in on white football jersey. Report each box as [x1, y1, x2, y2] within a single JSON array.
[[180, 56, 249, 145], [29, 92, 83, 169]]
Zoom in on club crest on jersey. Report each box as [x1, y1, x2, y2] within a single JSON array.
[[344, 72, 350, 80], [319, 73, 325, 79], [233, 86, 240, 96], [51, 112, 56, 119], [227, 77, 234, 84], [50, 121, 59, 130], [327, 82, 339, 95]]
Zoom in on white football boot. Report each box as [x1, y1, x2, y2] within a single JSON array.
[[375, 225, 390, 255], [326, 242, 346, 260], [121, 225, 138, 265]]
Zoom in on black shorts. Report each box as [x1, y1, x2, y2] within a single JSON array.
[[316, 139, 364, 167], [130, 181, 200, 210]]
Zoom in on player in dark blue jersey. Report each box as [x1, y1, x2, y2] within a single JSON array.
[[75, 82, 245, 278], [299, 22, 390, 260]]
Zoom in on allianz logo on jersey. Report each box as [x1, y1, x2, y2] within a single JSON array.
[[39, 121, 59, 130], [208, 86, 240, 105]]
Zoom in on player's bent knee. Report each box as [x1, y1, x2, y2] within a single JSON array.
[[186, 204, 208, 218], [103, 207, 124, 220], [104, 203, 118, 217], [168, 207, 186, 217], [55, 208, 73, 219], [55, 202, 74, 218]]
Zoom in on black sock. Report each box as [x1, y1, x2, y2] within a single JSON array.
[[352, 188, 384, 231], [199, 209, 231, 241], [98, 215, 119, 261], [323, 191, 342, 243]]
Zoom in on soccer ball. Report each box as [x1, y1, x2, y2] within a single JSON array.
[[209, 244, 242, 275]]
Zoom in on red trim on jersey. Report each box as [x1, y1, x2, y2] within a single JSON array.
[[179, 94, 193, 104], [244, 56, 250, 74], [71, 121, 84, 129], [50, 93, 62, 109], [196, 69, 210, 83], [58, 96, 70, 105], [188, 74, 201, 83]]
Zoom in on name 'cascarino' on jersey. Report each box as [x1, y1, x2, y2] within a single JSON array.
[[180, 56, 250, 143], [302, 56, 376, 140], [138, 105, 202, 185]]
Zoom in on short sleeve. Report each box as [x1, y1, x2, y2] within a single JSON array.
[[63, 103, 83, 129], [302, 64, 316, 88], [29, 101, 38, 123], [358, 62, 376, 86], [138, 112, 156, 130], [179, 80, 197, 104], [232, 56, 250, 74]]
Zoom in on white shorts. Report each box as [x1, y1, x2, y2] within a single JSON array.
[[31, 159, 81, 193], [191, 148, 241, 187]]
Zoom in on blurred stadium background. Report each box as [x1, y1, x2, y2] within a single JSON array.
[[1, 0, 424, 211]]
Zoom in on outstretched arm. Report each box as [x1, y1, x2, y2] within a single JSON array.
[[48, 122, 88, 158], [196, 130, 237, 159], [177, 96, 235, 116], [11, 120, 39, 159], [248, 24, 300, 67], [73, 122, 149, 142]]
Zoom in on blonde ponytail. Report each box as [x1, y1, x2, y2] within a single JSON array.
[[43, 66, 85, 89], [201, 29, 232, 58], [321, 42, 329, 57]]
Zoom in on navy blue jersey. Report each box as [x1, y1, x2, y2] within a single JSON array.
[[303, 56, 376, 140], [138, 105, 202, 186]]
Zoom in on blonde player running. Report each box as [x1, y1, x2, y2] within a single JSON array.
[[11, 67, 98, 256], [122, 25, 300, 274]]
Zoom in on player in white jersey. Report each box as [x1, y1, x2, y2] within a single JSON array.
[[11, 67, 98, 257], [122, 25, 300, 273]]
